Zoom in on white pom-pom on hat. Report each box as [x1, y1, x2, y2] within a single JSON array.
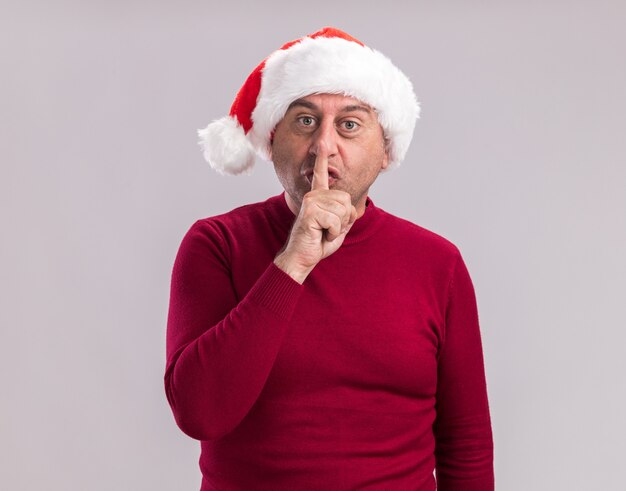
[[197, 116, 255, 176]]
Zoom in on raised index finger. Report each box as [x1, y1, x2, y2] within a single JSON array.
[[311, 150, 329, 191]]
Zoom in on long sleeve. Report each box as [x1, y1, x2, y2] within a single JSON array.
[[164, 219, 303, 441], [433, 252, 494, 490]]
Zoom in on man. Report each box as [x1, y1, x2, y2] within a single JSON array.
[[165, 27, 494, 490]]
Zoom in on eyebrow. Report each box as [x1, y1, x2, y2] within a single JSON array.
[[287, 99, 317, 111], [287, 98, 374, 115]]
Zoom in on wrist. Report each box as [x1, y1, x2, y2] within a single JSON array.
[[273, 253, 314, 285]]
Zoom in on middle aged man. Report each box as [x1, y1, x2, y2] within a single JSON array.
[[165, 27, 494, 490]]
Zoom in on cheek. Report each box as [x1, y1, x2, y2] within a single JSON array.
[[271, 144, 300, 181], [351, 140, 382, 163], [274, 139, 307, 167]]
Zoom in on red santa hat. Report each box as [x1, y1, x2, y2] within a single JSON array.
[[198, 27, 420, 176]]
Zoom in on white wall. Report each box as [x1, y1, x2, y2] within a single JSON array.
[[2, 1, 625, 489]]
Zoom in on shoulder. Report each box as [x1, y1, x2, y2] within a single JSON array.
[[188, 197, 272, 239], [175, 198, 271, 260], [378, 208, 461, 263], [371, 206, 466, 315], [199, 198, 268, 227]]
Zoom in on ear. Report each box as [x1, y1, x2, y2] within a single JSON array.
[[268, 128, 277, 159], [381, 138, 390, 170]]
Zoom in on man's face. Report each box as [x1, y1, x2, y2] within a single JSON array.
[[270, 93, 389, 216]]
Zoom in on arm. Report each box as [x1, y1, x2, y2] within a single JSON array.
[[434, 252, 495, 490], [165, 149, 354, 441], [164, 220, 303, 441]]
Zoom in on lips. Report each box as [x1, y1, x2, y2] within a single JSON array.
[[306, 174, 337, 186], [303, 167, 340, 182]]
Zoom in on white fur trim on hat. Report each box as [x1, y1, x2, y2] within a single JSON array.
[[249, 36, 420, 170]]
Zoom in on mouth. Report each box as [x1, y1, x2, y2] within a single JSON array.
[[305, 174, 338, 186], [304, 167, 340, 186]]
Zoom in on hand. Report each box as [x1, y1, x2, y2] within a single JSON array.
[[274, 146, 357, 284]]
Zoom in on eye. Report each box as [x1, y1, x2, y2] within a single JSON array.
[[299, 116, 315, 126], [342, 120, 359, 131]]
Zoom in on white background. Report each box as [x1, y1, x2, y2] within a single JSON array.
[[2, 1, 625, 489]]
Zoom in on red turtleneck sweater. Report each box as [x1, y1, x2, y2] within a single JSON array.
[[165, 193, 494, 490]]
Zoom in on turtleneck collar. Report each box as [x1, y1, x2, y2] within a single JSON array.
[[265, 191, 385, 246]]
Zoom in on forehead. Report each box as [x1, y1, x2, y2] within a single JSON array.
[[286, 93, 375, 115]]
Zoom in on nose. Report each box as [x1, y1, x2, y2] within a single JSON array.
[[309, 118, 339, 160]]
